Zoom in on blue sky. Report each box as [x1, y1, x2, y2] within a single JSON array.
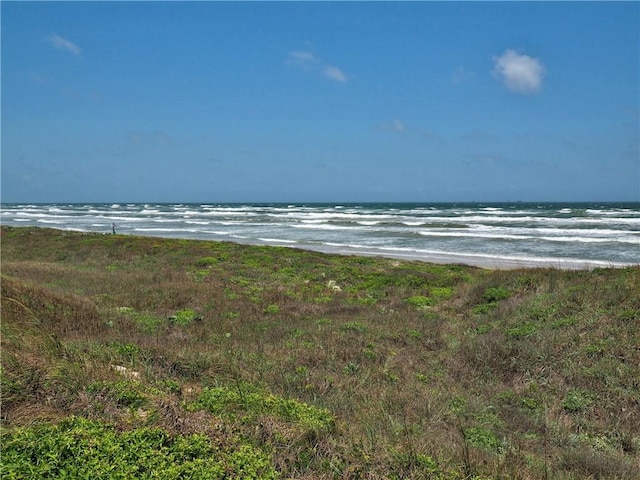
[[2, 1, 639, 203]]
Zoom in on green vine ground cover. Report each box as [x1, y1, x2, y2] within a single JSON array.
[[1, 416, 277, 479]]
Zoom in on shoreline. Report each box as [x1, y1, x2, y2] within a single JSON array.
[[245, 237, 637, 270], [3, 225, 637, 271], [3, 202, 639, 270]]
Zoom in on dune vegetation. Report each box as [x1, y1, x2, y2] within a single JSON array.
[[1, 226, 639, 479]]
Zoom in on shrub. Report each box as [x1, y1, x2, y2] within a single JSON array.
[[464, 426, 504, 452], [391, 450, 441, 476], [405, 295, 433, 308], [87, 380, 147, 408], [118, 307, 165, 334], [584, 338, 610, 356], [1, 416, 277, 479], [111, 341, 140, 363], [264, 304, 280, 315], [192, 386, 334, 433], [195, 257, 218, 267], [472, 303, 497, 315], [340, 321, 367, 333], [563, 389, 595, 413], [407, 329, 422, 340], [431, 286, 454, 299], [169, 308, 201, 327], [551, 316, 577, 329], [483, 287, 510, 303], [343, 362, 360, 375], [133, 312, 164, 334], [505, 322, 538, 338]]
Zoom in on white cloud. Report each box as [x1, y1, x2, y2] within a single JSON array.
[[47, 33, 81, 56], [287, 50, 318, 68], [492, 49, 545, 94], [323, 65, 348, 83], [391, 120, 406, 132], [375, 120, 443, 143], [287, 49, 348, 83]]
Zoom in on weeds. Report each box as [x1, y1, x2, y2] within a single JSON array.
[[168, 308, 201, 326], [2, 226, 639, 479], [191, 385, 335, 433], [562, 389, 595, 414]]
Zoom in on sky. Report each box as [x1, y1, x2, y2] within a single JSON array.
[[2, 1, 639, 203]]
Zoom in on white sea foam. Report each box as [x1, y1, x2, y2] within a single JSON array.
[[257, 237, 298, 244], [306, 242, 631, 269], [291, 223, 359, 231], [134, 227, 198, 233], [16, 212, 55, 218], [540, 236, 640, 244], [2, 203, 639, 268], [301, 219, 328, 224]]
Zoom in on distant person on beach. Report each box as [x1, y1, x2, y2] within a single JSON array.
[[112, 222, 116, 234]]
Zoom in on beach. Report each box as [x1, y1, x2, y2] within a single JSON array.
[[2, 202, 639, 270]]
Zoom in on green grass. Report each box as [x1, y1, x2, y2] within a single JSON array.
[[2, 226, 639, 479], [191, 385, 335, 432]]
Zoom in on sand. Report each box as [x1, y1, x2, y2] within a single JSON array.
[[245, 238, 635, 270]]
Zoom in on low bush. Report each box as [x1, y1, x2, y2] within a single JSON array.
[[1, 416, 277, 479], [191, 385, 335, 434], [405, 295, 433, 308], [168, 308, 201, 326]]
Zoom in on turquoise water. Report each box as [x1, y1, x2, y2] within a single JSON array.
[[2, 202, 639, 268]]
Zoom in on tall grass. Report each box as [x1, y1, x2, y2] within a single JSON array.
[[2, 226, 639, 478]]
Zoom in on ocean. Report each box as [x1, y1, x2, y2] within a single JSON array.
[[2, 202, 639, 269]]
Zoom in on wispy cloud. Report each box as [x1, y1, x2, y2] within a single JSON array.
[[287, 50, 317, 68], [323, 65, 348, 83], [467, 153, 505, 166], [47, 33, 81, 56], [287, 49, 349, 83], [492, 49, 545, 94], [375, 120, 443, 143], [376, 119, 406, 133]]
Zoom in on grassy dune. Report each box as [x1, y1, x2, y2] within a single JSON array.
[[1, 226, 639, 479]]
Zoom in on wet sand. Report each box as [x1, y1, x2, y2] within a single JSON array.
[[247, 238, 635, 270]]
